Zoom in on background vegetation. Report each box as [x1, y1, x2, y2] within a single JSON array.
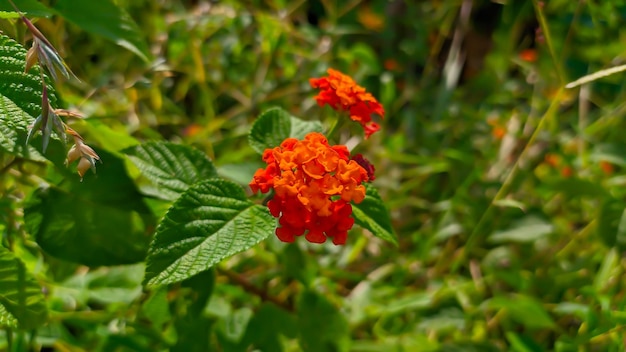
[[1, 0, 626, 350]]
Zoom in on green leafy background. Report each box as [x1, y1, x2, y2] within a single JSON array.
[[0, 0, 625, 351]]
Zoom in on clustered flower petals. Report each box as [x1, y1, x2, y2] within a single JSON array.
[[310, 68, 385, 138], [250, 132, 370, 245]]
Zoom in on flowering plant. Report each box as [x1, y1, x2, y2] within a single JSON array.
[[0, 2, 395, 347]]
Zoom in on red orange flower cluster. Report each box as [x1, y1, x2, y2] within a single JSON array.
[[250, 132, 372, 245], [310, 69, 385, 138]]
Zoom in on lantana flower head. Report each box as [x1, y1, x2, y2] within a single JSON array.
[[309, 69, 385, 138], [250, 132, 373, 245]]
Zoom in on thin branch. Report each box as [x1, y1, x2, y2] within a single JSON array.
[[217, 267, 294, 312]]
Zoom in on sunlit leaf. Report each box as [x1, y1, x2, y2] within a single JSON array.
[[124, 141, 218, 201], [0, 34, 57, 159], [144, 179, 275, 286], [352, 184, 397, 245], [248, 107, 323, 154]]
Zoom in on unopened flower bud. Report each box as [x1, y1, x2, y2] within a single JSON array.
[[77, 157, 91, 181], [66, 144, 80, 165]]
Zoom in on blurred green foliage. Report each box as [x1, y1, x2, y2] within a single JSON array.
[[2, 0, 626, 351]]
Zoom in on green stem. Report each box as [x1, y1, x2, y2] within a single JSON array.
[[325, 112, 347, 142], [6, 328, 12, 351], [452, 87, 565, 272]]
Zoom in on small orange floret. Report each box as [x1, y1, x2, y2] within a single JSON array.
[[492, 126, 506, 140], [561, 166, 573, 178], [310, 69, 385, 138], [544, 153, 560, 167], [249, 132, 371, 245], [519, 48, 538, 62], [600, 160, 614, 175]]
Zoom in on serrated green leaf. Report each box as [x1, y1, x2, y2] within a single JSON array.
[[297, 290, 350, 352], [144, 179, 275, 286], [248, 107, 323, 154], [0, 96, 45, 160], [0, 34, 57, 117], [0, 34, 59, 158], [0, 304, 17, 328], [0, 246, 47, 330], [24, 150, 155, 267], [53, 0, 151, 62], [124, 141, 218, 201], [352, 184, 397, 245], [0, 10, 19, 18]]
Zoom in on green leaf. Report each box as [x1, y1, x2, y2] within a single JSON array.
[[352, 184, 397, 245], [484, 295, 556, 330], [0, 34, 58, 159], [53, 0, 151, 62], [597, 197, 626, 251], [0, 246, 47, 330], [85, 264, 144, 304], [241, 303, 298, 351], [297, 290, 350, 352], [543, 177, 609, 199], [0, 0, 54, 18], [248, 107, 323, 154], [0, 96, 45, 160], [124, 141, 218, 201], [218, 162, 264, 186], [24, 149, 155, 267], [80, 119, 140, 151], [590, 143, 626, 167], [0, 34, 57, 116], [144, 179, 276, 286], [218, 307, 253, 344], [140, 287, 171, 330], [489, 216, 554, 243], [0, 304, 17, 328], [505, 332, 545, 352]]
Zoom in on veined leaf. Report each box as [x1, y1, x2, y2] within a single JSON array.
[[124, 141, 218, 201], [0, 34, 57, 159], [352, 184, 397, 245], [144, 179, 275, 286], [248, 107, 323, 154], [0, 246, 47, 330], [24, 150, 155, 267]]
